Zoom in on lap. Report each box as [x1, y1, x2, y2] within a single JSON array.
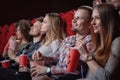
[[32, 75, 52, 80], [0, 68, 31, 80]]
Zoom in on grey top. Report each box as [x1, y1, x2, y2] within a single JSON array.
[[86, 37, 120, 80], [38, 39, 61, 57]]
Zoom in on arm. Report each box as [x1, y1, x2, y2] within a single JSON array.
[[44, 39, 61, 63], [87, 37, 120, 80], [32, 40, 60, 62], [2, 41, 9, 57]]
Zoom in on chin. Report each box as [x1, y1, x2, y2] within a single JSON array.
[[94, 30, 99, 33], [72, 28, 77, 32]]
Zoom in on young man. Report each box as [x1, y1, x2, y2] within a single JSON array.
[[22, 16, 44, 59], [31, 6, 92, 80], [0, 17, 44, 80]]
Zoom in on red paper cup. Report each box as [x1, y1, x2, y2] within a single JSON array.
[[9, 40, 20, 52], [1, 60, 10, 68], [66, 47, 80, 72], [19, 55, 29, 66]]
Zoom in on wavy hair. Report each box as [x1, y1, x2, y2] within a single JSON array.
[[92, 3, 120, 67], [42, 13, 66, 45]]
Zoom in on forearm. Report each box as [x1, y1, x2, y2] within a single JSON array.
[[8, 50, 16, 60], [87, 60, 99, 75]]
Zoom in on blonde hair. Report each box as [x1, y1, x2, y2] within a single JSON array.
[[42, 13, 66, 45]]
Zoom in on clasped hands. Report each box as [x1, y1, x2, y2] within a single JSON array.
[[30, 63, 47, 77], [31, 51, 47, 77]]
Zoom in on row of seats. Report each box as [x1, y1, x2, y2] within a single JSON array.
[[0, 10, 76, 56], [0, 23, 16, 56]]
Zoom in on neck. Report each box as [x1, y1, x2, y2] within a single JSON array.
[[77, 29, 89, 38], [33, 35, 41, 43], [76, 33, 87, 40], [21, 38, 28, 45]]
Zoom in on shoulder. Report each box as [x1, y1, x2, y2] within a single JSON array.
[[63, 35, 75, 42], [112, 37, 120, 43], [112, 37, 120, 47], [53, 39, 61, 43], [111, 36, 120, 57], [51, 39, 61, 45]]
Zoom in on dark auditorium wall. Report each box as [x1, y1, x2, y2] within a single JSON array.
[[0, 0, 93, 26]]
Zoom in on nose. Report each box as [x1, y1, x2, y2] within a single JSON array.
[[91, 18, 95, 25], [72, 18, 76, 24]]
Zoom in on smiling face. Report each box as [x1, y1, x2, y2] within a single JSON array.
[[91, 9, 102, 34], [72, 9, 91, 34]]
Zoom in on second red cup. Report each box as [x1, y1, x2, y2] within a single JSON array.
[[66, 47, 80, 73], [19, 54, 29, 66]]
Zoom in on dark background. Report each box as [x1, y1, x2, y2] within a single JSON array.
[[0, 0, 94, 26]]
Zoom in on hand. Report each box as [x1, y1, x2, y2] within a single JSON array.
[[32, 51, 43, 61], [30, 65, 47, 77], [75, 40, 88, 57], [19, 66, 30, 72], [2, 50, 8, 57], [7, 49, 16, 60], [9, 36, 16, 40]]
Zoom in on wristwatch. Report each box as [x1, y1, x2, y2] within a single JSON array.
[[46, 67, 51, 73], [80, 54, 93, 62], [86, 54, 93, 61], [46, 67, 51, 77]]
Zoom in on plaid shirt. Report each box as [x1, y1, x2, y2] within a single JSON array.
[[50, 34, 92, 74]]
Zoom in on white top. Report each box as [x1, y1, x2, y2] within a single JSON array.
[[38, 39, 61, 57]]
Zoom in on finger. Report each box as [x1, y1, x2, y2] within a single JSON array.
[[31, 65, 37, 69], [79, 40, 85, 44], [32, 52, 38, 60], [36, 51, 43, 60], [36, 51, 42, 60], [30, 67, 37, 75], [31, 70, 38, 77], [32, 53, 36, 60], [36, 51, 39, 60], [75, 41, 82, 47]]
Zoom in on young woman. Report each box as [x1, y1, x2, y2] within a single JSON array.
[[77, 4, 120, 80], [30, 13, 66, 80], [32, 13, 66, 63]]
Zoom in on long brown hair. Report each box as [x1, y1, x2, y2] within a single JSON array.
[[42, 13, 66, 45], [92, 4, 120, 67]]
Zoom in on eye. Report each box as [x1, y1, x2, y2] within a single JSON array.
[[96, 16, 100, 19], [91, 17, 93, 21]]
